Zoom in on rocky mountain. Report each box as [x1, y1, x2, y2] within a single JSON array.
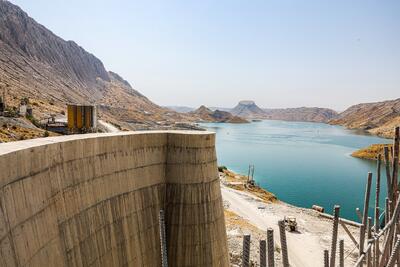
[[0, 0, 189, 130], [330, 98, 400, 138], [263, 107, 338, 123], [230, 100, 266, 119], [228, 100, 338, 122], [190, 105, 248, 123]]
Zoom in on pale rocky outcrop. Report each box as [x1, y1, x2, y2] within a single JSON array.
[[0, 131, 228, 266]]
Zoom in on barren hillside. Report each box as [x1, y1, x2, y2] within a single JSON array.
[[264, 107, 338, 123], [330, 98, 400, 138], [0, 0, 189, 130]]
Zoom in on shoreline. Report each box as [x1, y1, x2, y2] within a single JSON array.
[[204, 118, 395, 139], [351, 143, 400, 164], [221, 167, 364, 225], [222, 168, 360, 266]]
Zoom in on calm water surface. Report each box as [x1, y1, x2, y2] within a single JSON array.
[[201, 120, 394, 221]]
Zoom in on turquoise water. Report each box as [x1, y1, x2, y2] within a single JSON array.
[[201, 120, 395, 221]]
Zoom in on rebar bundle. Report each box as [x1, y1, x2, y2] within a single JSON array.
[[339, 127, 400, 267]]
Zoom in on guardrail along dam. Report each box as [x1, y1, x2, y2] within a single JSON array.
[[0, 131, 229, 267]]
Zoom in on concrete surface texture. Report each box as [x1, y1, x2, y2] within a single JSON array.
[[0, 131, 229, 267]]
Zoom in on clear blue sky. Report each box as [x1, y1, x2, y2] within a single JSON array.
[[11, 0, 400, 110]]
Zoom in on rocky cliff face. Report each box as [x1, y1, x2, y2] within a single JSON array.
[[0, 1, 109, 85], [330, 98, 400, 138], [0, 0, 188, 129], [264, 107, 338, 123]]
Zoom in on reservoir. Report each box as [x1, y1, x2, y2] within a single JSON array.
[[201, 120, 395, 221]]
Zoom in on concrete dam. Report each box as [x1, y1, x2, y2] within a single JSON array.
[[0, 131, 229, 266]]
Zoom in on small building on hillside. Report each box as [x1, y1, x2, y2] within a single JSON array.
[[19, 104, 27, 116]]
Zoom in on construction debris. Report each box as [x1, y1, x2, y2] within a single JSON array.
[[283, 216, 298, 232], [312, 204, 325, 213]]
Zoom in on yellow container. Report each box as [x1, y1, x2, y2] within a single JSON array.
[[84, 106, 92, 129], [67, 104, 96, 132], [76, 106, 83, 129], [67, 105, 76, 129]]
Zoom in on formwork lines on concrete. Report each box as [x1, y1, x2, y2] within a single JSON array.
[[0, 181, 167, 242], [0, 131, 229, 267], [0, 146, 168, 188]]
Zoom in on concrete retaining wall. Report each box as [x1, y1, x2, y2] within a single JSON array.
[[0, 131, 228, 267]]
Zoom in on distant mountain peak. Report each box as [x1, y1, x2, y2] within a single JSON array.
[[196, 105, 212, 112], [231, 100, 265, 118], [238, 100, 256, 106]]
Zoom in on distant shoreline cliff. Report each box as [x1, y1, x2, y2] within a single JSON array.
[[172, 100, 339, 123], [330, 98, 400, 138]]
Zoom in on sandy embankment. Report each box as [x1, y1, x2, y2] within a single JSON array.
[[222, 171, 360, 267]]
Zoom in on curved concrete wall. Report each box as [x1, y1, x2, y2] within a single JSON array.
[[0, 131, 228, 267]]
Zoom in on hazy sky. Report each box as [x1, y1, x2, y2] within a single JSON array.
[[11, 0, 400, 111]]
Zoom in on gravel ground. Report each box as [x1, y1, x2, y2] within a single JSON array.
[[225, 203, 283, 267]]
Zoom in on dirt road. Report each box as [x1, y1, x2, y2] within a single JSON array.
[[222, 185, 359, 266]]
